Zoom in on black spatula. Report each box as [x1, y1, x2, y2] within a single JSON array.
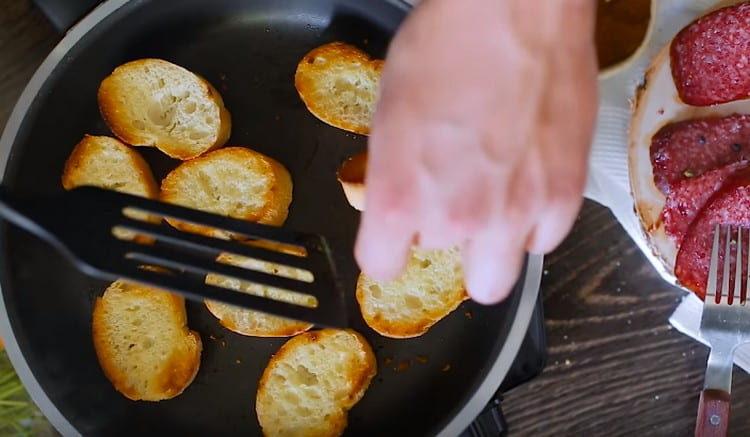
[[0, 186, 347, 327]]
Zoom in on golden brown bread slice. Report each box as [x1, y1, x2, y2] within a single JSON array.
[[205, 252, 315, 337], [356, 247, 468, 338], [92, 280, 202, 401], [295, 42, 382, 135], [159, 147, 293, 238], [62, 135, 159, 241], [98, 58, 231, 160], [256, 329, 377, 437], [62, 135, 158, 198]]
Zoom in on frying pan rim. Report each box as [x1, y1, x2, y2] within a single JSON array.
[[437, 253, 541, 437], [0, 1, 543, 435]]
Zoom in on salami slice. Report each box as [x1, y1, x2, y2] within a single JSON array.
[[650, 114, 750, 194], [675, 169, 750, 298], [663, 162, 749, 246], [671, 2, 750, 106]]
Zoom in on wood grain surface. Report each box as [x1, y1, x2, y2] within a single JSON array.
[[503, 203, 750, 436], [0, 0, 55, 125], [2, 1, 750, 436]]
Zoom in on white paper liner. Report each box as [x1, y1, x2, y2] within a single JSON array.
[[588, 0, 750, 371], [669, 293, 750, 373]]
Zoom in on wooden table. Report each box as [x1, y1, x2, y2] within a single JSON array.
[[2, 1, 748, 436]]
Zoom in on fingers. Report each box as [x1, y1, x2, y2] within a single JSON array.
[[525, 177, 585, 255], [461, 221, 527, 304], [355, 117, 419, 281], [460, 164, 540, 304], [356, 0, 598, 299], [417, 123, 493, 249], [526, 0, 597, 254]]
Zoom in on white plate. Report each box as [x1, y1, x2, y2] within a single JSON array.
[[586, 0, 741, 289]]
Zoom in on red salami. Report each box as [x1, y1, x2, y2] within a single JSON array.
[[663, 162, 749, 245], [650, 114, 750, 194], [671, 2, 750, 106], [675, 169, 750, 299]]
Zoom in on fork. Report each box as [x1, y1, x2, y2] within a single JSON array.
[[696, 225, 750, 437]]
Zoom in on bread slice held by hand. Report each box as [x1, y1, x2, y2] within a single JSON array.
[[160, 147, 293, 238], [92, 280, 202, 401], [98, 58, 231, 160], [295, 42, 382, 135], [205, 252, 314, 337], [356, 247, 468, 338], [62, 135, 158, 197], [256, 329, 376, 437]]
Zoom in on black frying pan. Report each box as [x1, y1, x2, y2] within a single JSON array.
[[0, 1, 542, 435]]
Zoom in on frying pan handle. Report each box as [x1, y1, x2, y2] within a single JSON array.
[[32, 0, 100, 32], [460, 397, 508, 437]]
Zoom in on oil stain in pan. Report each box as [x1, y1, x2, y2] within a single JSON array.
[[395, 359, 411, 373]]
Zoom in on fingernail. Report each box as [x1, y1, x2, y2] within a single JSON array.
[[355, 226, 406, 282]]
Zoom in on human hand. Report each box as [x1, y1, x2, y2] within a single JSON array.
[[356, 0, 598, 304]]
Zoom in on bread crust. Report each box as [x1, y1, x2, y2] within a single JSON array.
[[204, 79, 232, 153], [98, 58, 231, 160], [61, 135, 158, 198], [356, 276, 468, 339], [256, 329, 377, 437], [92, 281, 202, 401], [159, 147, 293, 237], [295, 42, 382, 135]]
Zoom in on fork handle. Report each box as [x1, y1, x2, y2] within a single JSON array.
[[696, 389, 730, 437]]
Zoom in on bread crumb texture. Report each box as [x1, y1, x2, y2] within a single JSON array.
[[98, 58, 231, 160], [295, 42, 382, 135], [256, 329, 376, 437], [62, 135, 158, 198], [92, 280, 202, 401], [160, 147, 293, 237], [356, 247, 468, 338]]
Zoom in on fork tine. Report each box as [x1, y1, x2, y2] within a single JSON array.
[[735, 227, 743, 303], [723, 225, 732, 303], [708, 224, 721, 300]]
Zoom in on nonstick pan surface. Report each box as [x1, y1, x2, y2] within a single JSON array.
[[0, 1, 541, 435]]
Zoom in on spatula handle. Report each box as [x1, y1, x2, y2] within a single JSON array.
[[695, 389, 730, 437]]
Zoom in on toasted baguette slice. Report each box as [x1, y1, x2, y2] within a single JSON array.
[[98, 58, 231, 160], [62, 135, 158, 197], [356, 247, 468, 338], [337, 151, 366, 211], [295, 42, 382, 135], [160, 147, 293, 238], [205, 252, 314, 337], [256, 329, 376, 437], [92, 280, 202, 401], [62, 135, 158, 241]]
